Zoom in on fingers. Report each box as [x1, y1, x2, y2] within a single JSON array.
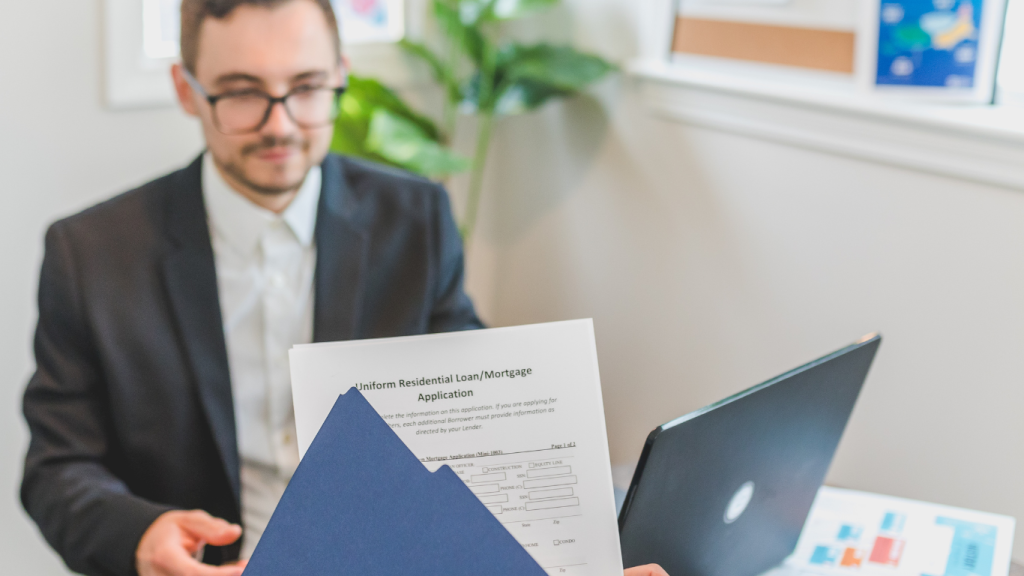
[[177, 510, 243, 547], [624, 564, 670, 576], [159, 544, 244, 576], [138, 511, 246, 576], [192, 565, 245, 576]]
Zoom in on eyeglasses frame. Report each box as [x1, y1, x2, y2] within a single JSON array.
[[180, 66, 347, 135]]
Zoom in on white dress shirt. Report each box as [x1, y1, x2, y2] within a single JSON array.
[[202, 153, 321, 558]]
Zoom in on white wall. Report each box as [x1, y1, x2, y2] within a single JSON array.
[[0, 1, 203, 573], [468, 0, 1024, 563]]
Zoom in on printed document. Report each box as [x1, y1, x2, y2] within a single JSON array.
[[290, 320, 623, 576], [763, 487, 1016, 576]]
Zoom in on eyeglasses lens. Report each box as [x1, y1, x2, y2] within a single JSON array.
[[287, 90, 340, 127], [214, 94, 271, 134], [212, 90, 341, 135]]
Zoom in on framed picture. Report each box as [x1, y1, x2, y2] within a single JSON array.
[[669, 0, 860, 74], [334, 0, 405, 44], [859, 0, 1009, 102], [143, 0, 181, 59], [104, 0, 407, 109]]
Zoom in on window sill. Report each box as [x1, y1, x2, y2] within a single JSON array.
[[628, 57, 1024, 191]]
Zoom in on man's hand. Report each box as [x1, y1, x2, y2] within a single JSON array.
[[136, 510, 246, 576], [625, 565, 670, 576]]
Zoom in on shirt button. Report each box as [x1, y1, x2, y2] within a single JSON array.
[[282, 432, 292, 445]]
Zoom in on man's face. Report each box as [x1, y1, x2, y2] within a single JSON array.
[[173, 0, 342, 197]]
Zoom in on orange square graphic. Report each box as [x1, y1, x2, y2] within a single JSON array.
[[841, 547, 865, 567]]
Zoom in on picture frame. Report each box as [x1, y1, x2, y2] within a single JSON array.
[[857, 0, 1009, 103], [104, 0, 408, 109], [669, 0, 861, 74]]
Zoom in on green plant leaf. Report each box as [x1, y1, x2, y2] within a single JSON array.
[[493, 80, 565, 114], [348, 75, 441, 139], [331, 111, 369, 156], [458, 0, 493, 25], [491, 44, 616, 114], [433, 0, 487, 64], [399, 39, 462, 104], [365, 109, 471, 177], [501, 44, 616, 91], [330, 75, 468, 177]]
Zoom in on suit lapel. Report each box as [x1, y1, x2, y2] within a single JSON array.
[[161, 156, 240, 503], [313, 155, 369, 343], [156, 153, 365, 506]]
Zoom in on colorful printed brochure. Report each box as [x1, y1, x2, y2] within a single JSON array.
[[763, 487, 1016, 576]]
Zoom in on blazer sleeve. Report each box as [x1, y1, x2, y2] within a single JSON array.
[[427, 185, 486, 333], [21, 223, 173, 576]]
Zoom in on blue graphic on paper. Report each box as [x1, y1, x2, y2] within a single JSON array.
[[876, 0, 983, 87], [837, 524, 864, 541], [810, 546, 840, 565], [881, 511, 908, 533], [936, 517, 998, 576]]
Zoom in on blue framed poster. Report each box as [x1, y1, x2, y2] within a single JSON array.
[[870, 0, 1007, 102], [877, 0, 983, 87]]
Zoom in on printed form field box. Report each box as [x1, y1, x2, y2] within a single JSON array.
[[525, 497, 579, 511], [529, 488, 574, 500], [471, 472, 506, 483], [527, 466, 571, 478], [522, 475, 577, 489], [470, 483, 500, 495], [486, 504, 502, 514], [478, 494, 509, 505]]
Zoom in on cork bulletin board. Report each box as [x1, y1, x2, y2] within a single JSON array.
[[671, 0, 860, 74]]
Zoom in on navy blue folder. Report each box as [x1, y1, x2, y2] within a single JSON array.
[[243, 387, 548, 575]]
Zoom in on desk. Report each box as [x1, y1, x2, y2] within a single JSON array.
[[612, 472, 1022, 576]]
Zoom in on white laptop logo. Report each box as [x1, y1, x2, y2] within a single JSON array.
[[724, 481, 755, 524]]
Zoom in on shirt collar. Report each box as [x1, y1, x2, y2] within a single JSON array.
[[201, 152, 322, 253]]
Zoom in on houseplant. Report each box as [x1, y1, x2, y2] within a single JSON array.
[[331, 0, 616, 247]]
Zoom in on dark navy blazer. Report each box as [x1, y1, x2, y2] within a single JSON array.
[[21, 154, 483, 576]]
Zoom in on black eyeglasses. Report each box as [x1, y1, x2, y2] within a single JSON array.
[[182, 68, 346, 135]]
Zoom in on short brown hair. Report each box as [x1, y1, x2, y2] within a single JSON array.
[[180, 0, 341, 74]]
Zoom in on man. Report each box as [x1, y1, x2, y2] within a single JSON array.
[[21, 1, 667, 575]]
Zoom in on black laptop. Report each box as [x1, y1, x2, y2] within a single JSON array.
[[618, 334, 881, 576]]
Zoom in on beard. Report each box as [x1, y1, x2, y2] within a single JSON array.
[[221, 134, 312, 196]]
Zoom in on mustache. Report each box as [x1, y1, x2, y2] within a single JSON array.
[[240, 135, 307, 156]]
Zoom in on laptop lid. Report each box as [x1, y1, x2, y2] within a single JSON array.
[[618, 334, 881, 576]]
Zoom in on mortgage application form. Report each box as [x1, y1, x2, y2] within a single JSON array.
[[290, 320, 623, 576]]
